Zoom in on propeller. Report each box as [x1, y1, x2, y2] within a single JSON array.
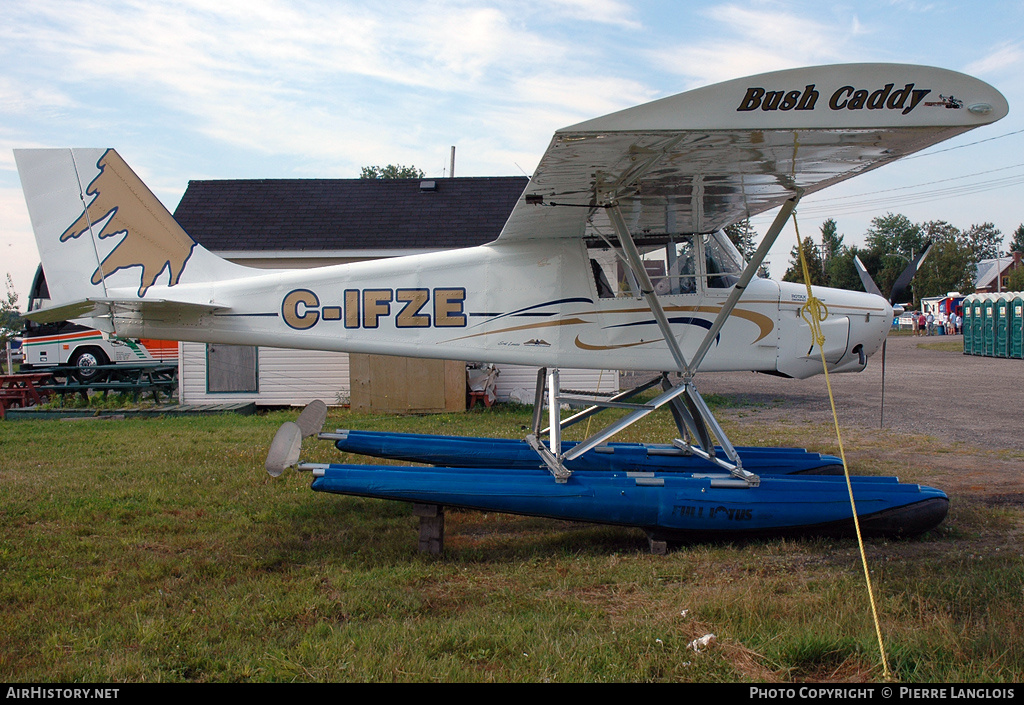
[[853, 241, 933, 427], [265, 400, 328, 477]]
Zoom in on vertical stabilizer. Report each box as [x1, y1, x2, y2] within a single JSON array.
[[14, 148, 249, 306]]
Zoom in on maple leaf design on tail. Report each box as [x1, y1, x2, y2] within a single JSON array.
[[60, 149, 196, 297]]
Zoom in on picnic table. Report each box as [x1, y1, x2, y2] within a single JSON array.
[[39, 362, 179, 404], [0, 372, 53, 419]]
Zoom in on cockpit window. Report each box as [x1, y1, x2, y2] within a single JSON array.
[[587, 230, 747, 298], [587, 235, 697, 298], [644, 236, 697, 296]]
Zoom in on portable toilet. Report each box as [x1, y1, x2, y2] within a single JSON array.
[[1011, 293, 1024, 360], [962, 295, 978, 354], [973, 296, 987, 355], [968, 295, 983, 355], [962, 295, 975, 354], [982, 295, 996, 356], [995, 294, 1010, 358]]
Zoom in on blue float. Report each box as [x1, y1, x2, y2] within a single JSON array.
[[309, 429, 948, 541], [310, 462, 948, 541], [326, 429, 845, 475]]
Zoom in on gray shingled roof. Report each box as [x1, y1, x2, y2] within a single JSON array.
[[172, 176, 529, 251]]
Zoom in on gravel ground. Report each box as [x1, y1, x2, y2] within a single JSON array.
[[622, 334, 1024, 503], [691, 333, 1024, 453]]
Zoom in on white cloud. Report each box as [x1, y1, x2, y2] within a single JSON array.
[[546, 0, 642, 29], [647, 3, 865, 85], [0, 0, 593, 168], [964, 42, 1024, 77]]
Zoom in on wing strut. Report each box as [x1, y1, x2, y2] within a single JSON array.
[[685, 192, 803, 374], [525, 191, 803, 486]]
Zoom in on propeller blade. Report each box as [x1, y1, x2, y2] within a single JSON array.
[[266, 421, 303, 477], [296, 399, 328, 437], [854, 255, 883, 298], [888, 240, 933, 305], [856, 243, 932, 429]]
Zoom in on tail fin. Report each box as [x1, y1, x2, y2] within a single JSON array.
[[14, 148, 247, 306]]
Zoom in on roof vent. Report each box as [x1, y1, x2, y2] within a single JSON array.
[[420, 180, 437, 192]]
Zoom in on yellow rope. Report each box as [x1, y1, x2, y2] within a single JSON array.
[[793, 214, 891, 680]]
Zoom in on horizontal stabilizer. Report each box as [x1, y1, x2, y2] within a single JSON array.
[[26, 297, 229, 324]]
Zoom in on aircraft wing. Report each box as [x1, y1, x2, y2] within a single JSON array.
[[497, 64, 1007, 241]]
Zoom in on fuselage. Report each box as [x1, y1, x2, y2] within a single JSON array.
[[106, 236, 891, 380]]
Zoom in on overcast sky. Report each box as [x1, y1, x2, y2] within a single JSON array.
[[3, 0, 1023, 301]]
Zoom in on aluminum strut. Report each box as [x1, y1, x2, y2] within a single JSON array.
[[607, 205, 689, 373], [685, 192, 803, 376], [526, 367, 693, 482], [525, 192, 802, 485], [525, 368, 760, 485]]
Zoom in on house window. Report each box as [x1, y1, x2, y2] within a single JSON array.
[[206, 344, 258, 393]]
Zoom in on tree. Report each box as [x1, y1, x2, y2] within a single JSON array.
[[816, 219, 863, 290], [865, 213, 924, 261], [824, 247, 863, 292], [964, 222, 1002, 260], [913, 222, 975, 298], [782, 235, 825, 286], [862, 213, 925, 303], [1007, 266, 1024, 292], [359, 164, 425, 179], [1010, 224, 1024, 255], [1, 274, 22, 373], [819, 218, 843, 262], [723, 219, 769, 277]]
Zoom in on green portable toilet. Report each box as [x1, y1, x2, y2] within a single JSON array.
[[964, 298, 972, 352], [1011, 294, 1024, 360], [982, 295, 997, 357], [974, 296, 985, 355], [995, 294, 1010, 358], [962, 295, 978, 354], [962, 296, 975, 354]]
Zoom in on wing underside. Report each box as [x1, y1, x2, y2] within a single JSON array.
[[498, 64, 1007, 242]]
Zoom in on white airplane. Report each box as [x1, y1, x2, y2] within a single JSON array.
[[15, 63, 1007, 542]]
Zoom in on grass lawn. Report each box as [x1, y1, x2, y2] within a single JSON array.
[[1, 402, 1022, 683]]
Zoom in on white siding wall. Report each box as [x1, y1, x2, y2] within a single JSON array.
[[181, 343, 617, 406], [180, 343, 351, 406]]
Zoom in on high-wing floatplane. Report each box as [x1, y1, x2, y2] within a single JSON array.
[[16, 63, 1007, 547]]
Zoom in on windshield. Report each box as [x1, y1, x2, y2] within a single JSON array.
[[704, 230, 746, 289]]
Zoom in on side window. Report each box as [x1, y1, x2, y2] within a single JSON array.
[[650, 237, 697, 296], [587, 236, 697, 298], [587, 243, 638, 298]]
